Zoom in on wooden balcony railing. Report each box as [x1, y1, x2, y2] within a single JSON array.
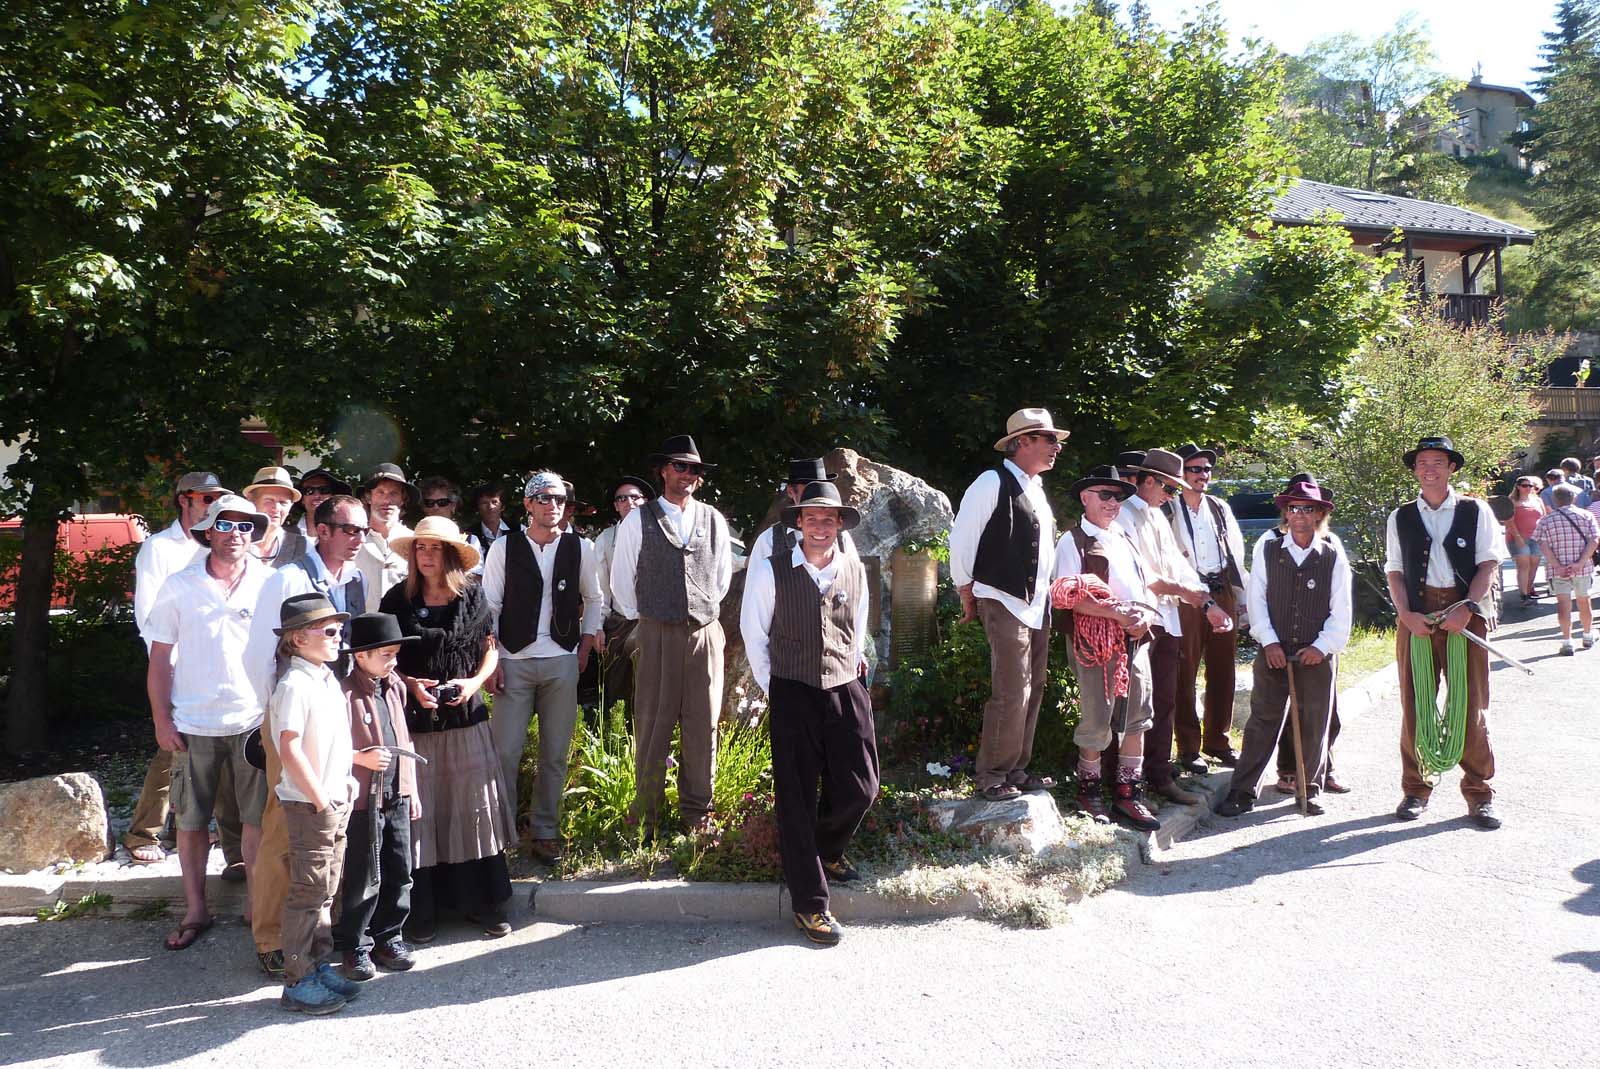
[[1533, 387, 1600, 422], [1441, 292, 1496, 326]]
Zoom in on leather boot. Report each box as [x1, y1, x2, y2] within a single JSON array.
[[1111, 779, 1160, 831], [1075, 776, 1110, 824]]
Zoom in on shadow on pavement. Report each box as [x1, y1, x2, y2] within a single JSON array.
[[1129, 810, 1467, 895], [1554, 950, 1600, 973], [1565, 860, 1600, 917], [0, 907, 814, 1065]]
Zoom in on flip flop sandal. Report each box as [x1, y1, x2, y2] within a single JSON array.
[[164, 917, 214, 951], [978, 784, 1022, 802], [1273, 774, 1296, 795], [128, 844, 165, 865]]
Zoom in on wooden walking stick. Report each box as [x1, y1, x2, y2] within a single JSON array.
[[1284, 653, 1310, 817]]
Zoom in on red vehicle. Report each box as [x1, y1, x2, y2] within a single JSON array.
[[0, 513, 148, 611]]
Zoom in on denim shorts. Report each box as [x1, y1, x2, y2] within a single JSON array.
[[1510, 539, 1541, 560]]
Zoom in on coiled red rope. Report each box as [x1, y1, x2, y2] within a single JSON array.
[[1051, 574, 1129, 701]]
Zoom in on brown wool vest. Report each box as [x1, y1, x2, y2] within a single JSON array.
[[1263, 532, 1337, 653], [769, 549, 865, 690]]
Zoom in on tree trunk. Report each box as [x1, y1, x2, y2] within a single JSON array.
[[5, 498, 61, 754]]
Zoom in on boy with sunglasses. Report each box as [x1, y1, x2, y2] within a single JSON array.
[[610, 435, 733, 836], [144, 495, 273, 952]]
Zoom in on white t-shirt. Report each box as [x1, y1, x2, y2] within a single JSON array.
[[133, 519, 204, 647], [269, 656, 355, 806], [145, 556, 272, 736]]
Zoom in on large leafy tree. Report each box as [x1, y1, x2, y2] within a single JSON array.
[[1276, 15, 1466, 204], [0, 1, 371, 751]]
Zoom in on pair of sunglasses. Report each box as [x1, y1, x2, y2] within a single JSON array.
[[212, 518, 255, 534], [530, 492, 567, 506], [669, 461, 705, 475]]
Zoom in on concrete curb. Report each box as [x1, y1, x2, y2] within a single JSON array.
[[527, 879, 981, 925]]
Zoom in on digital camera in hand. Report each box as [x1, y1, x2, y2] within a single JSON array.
[[430, 683, 463, 704]]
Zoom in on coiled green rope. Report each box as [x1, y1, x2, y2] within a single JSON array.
[[1410, 631, 1469, 779]]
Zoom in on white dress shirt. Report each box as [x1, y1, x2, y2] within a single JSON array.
[[741, 543, 871, 695], [607, 498, 733, 621], [1247, 531, 1353, 656], [1170, 494, 1248, 584], [1383, 490, 1508, 586], [269, 655, 355, 806], [1116, 494, 1199, 635], [145, 556, 272, 737], [356, 522, 412, 613], [133, 519, 204, 647], [949, 460, 1057, 629], [1054, 517, 1151, 605], [481, 528, 604, 659]]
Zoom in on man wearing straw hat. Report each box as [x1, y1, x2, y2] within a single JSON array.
[[610, 435, 733, 836], [742, 481, 875, 946], [145, 493, 273, 951], [949, 409, 1067, 802], [1385, 436, 1506, 830], [245, 466, 310, 569], [483, 472, 605, 862], [1217, 474, 1351, 818]]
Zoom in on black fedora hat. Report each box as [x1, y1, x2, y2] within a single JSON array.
[[785, 457, 836, 485], [273, 591, 351, 636], [1175, 443, 1219, 467], [1114, 451, 1146, 482], [347, 612, 419, 653], [360, 462, 420, 505], [609, 475, 657, 502], [298, 467, 354, 497], [1403, 435, 1465, 471], [780, 481, 861, 530], [1071, 465, 1133, 499], [647, 434, 717, 470]]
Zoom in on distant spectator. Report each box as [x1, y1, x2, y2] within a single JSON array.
[[293, 468, 353, 542], [1533, 483, 1599, 655], [1562, 457, 1595, 503], [1506, 474, 1548, 603], [1540, 468, 1567, 510], [357, 464, 417, 612], [465, 483, 509, 555], [246, 467, 309, 568], [418, 476, 463, 523]]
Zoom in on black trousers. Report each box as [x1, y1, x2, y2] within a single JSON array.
[[769, 676, 879, 915], [333, 794, 413, 955]]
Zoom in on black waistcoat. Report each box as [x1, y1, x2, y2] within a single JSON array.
[[972, 466, 1043, 602], [1395, 499, 1480, 610], [499, 530, 583, 653]]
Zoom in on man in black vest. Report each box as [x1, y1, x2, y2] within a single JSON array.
[[1168, 443, 1250, 770], [610, 435, 734, 836], [1384, 436, 1506, 829], [950, 408, 1067, 802], [1217, 475, 1351, 817], [741, 482, 875, 945], [483, 471, 605, 862], [749, 457, 856, 562]]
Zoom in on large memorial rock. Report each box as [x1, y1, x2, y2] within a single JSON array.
[[0, 773, 110, 872]]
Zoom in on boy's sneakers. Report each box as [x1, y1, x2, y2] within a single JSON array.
[[281, 974, 345, 1016], [1560, 639, 1576, 656], [316, 961, 363, 1000]]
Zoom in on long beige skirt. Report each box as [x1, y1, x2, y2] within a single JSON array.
[[411, 720, 516, 868]]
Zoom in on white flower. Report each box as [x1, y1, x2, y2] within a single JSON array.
[[926, 761, 952, 778]]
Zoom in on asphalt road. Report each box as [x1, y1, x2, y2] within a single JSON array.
[[2, 593, 1596, 1068]]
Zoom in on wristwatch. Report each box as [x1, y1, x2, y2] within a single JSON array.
[[1464, 600, 1485, 618], [1202, 597, 1218, 612]]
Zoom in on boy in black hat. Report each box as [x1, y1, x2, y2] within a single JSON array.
[[741, 482, 876, 945], [335, 613, 422, 981]]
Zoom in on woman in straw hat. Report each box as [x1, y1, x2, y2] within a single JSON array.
[[379, 517, 514, 939]]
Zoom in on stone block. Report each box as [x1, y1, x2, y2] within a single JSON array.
[[926, 791, 1067, 854], [0, 773, 111, 873]]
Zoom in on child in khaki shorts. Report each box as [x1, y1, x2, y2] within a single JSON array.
[[269, 593, 361, 1015]]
